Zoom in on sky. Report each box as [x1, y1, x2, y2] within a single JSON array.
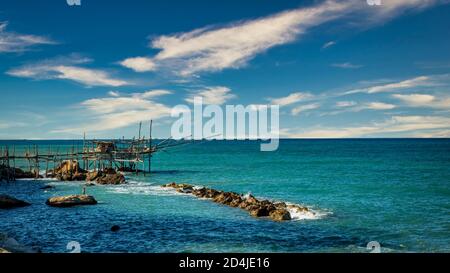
[[0, 0, 450, 139]]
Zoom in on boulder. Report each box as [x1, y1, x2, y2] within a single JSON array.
[[269, 209, 291, 221], [287, 204, 309, 213], [213, 192, 234, 205], [162, 182, 177, 188], [46, 195, 97, 207], [49, 160, 86, 181], [86, 171, 100, 181], [229, 196, 243, 207], [0, 195, 31, 209], [96, 173, 126, 185], [274, 202, 287, 209], [205, 188, 220, 199], [193, 187, 207, 197], [249, 206, 270, 217]]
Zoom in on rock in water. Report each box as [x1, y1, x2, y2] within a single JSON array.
[[96, 173, 126, 185], [40, 185, 55, 190], [111, 225, 120, 232], [48, 160, 87, 181], [249, 207, 270, 217], [46, 195, 97, 207], [0, 195, 31, 209], [269, 209, 292, 221]]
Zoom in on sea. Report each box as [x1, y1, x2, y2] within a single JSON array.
[[1, 139, 449, 253]]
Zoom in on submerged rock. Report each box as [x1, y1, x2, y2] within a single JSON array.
[[0, 195, 31, 209], [111, 225, 120, 232], [46, 194, 97, 207], [0, 233, 40, 253], [40, 185, 55, 190]]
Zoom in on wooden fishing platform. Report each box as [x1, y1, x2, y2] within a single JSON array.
[[0, 121, 191, 181]]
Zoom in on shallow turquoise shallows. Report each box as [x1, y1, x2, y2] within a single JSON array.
[[1, 139, 449, 253]]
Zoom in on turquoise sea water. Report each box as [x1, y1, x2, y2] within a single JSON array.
[[1, 139, 449, 253]]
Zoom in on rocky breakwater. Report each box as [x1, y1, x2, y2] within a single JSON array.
[[46, 194, 97, 207], [162, 183, 311, 221], [48, 161, 126, 185]]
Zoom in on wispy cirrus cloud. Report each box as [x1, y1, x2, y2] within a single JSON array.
[[268, 92, 312, 106], [53, 90, 172, 134], [322, 40, 336, 49], [7, 55, 130, 87], [344, 75, 432, 95], [0, 21, 56, 53], [120, 0, 441, 76], [185, 86, 236, 105], [322, 101, 396, 116], [291, 103, 321, 116], [331, 62, 363, 69]]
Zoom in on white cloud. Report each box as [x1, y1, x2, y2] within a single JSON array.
[[120, 57, 156, 72], [121, 0, 439, 76], [108, 91, 120, 97], [291, 103, 320, 116], [331, 62, 363, 69], [392, 94, 435, 105], [7, 56, 129, 87], [336, 101, 357, 107], [345, 75, 432, 94], [324, 101, 395, 115], [185, 86, 235, 105], [53, 90, 172, 133], [0, 21, 55, 53], [363, 102, 396, 110], [284, 115, 450, 138], [393, 93, 450, 109], [268, 92, 312, 106], [322, 41, 336, 49]]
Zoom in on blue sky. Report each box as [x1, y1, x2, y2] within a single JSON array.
[[0, 0, 450, 139]]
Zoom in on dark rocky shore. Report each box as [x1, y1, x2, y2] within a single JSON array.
[[0, 164, 40, 181], [46, 160, 126, 185], [162, 182, 311, 221]]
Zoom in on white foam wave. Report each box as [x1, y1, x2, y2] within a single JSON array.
[[285, 203, 330, 221], [106, 180, 185, 197]]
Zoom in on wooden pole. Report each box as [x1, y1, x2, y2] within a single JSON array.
[[149, 119, 152, 174]]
